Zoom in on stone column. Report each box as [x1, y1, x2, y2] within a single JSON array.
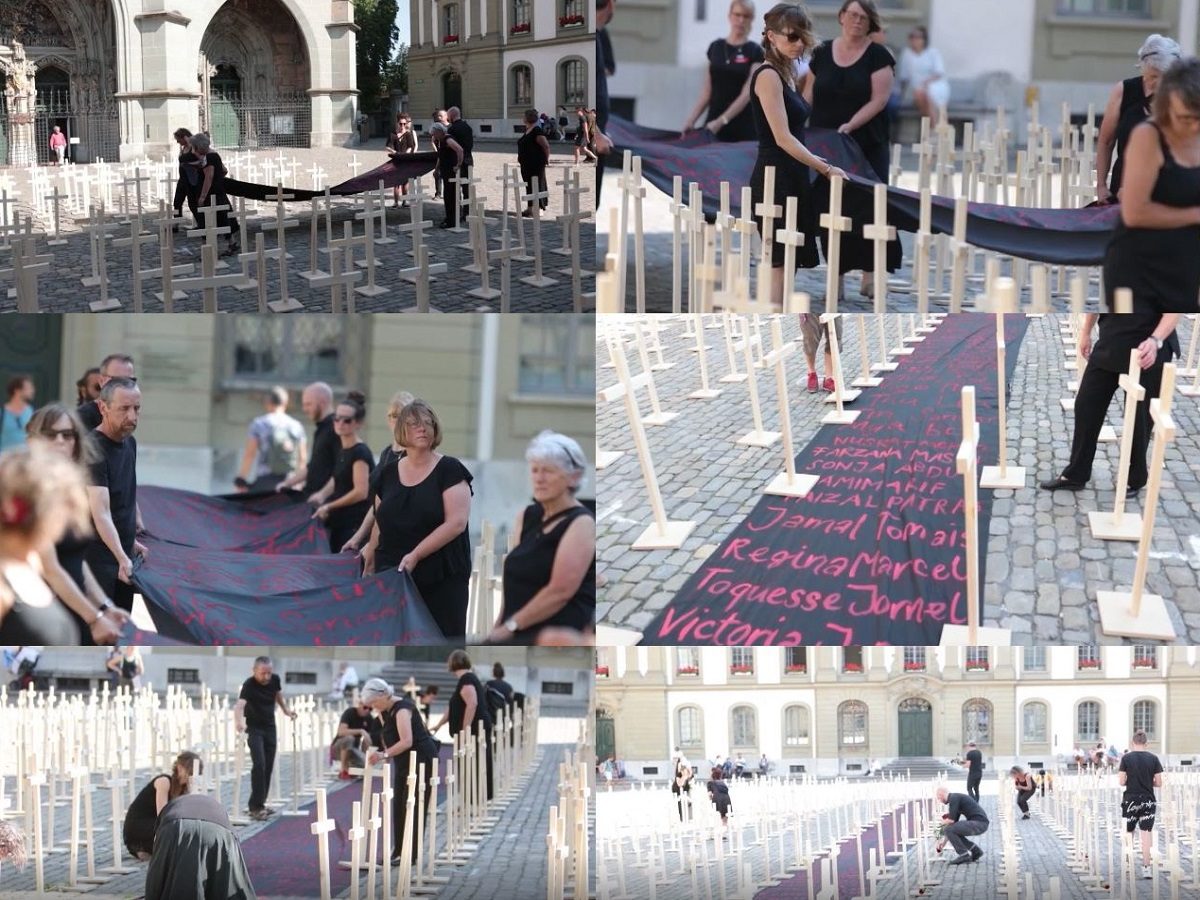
[[120, 10, 200, 159], [313, 1, 358, 148]]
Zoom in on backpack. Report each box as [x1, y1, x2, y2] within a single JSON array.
[[485, 683, 510, 719], [263, 420, 299, 476]]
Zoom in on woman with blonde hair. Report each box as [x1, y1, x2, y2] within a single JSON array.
[[748, 3, 844, 306], [26, 404, 130, 644], [0, 444, 92, 644], [684, 0, 766, 141]]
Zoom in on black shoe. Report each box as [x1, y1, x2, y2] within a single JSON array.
[[950, 852, 973, 865], [1127, 480, 1146, 493], [437, 221, 454, 229], [1021, 813, 1030, 819], [970, 846, 983, 860], [1040, 476, 1085, 492]]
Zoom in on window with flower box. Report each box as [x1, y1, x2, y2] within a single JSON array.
[[729, 647, 754, 676], [511, 0, 532, 34], [676, 648, 700, 677], [443, 3, 460, 43], [784, 647, 807, 674], [843, 646, 864, 673], [559, 0, 585, 28], [595, 648, 611, 678], [1131, 646, 1157, 670], [1077, 645, 1102, 671], [902, 646, 926, 672], [965, 647, 989, 671]]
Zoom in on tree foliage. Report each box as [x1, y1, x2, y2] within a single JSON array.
[[354, 0, 399, 114]]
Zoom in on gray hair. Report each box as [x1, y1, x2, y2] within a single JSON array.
[[1138, 34, 1182, 72], [360, 678, 393, 704], [189, 133, 212, 153], [526, 430, 587, 487], [99, 377, 139, 404], [253, 656, 272, 668]]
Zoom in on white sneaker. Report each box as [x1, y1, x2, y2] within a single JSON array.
[[1142, 865, 1153, 880]]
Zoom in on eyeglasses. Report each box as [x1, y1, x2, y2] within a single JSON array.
[[778, 31, 804, 43], [46, 428, 78, 441], [334, 415, 357, 424]]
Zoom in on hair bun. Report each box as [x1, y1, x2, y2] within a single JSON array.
[[346, 390, 366, 405]]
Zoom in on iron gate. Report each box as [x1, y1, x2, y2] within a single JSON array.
[[0, 88, 121, 165], [202, 92, 312, 151]]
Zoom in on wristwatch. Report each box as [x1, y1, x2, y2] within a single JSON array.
[[504, 617, 520, 633], [1151, 336, 1164, 350]]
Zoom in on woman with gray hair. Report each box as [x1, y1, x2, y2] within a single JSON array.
[[361, 677, 440, 865], [490, 430, 595, 644], [188, 132, 240, 257], [1096, 34, 1182, 203]]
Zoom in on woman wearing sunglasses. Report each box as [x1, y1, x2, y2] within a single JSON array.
[[490, 430, 595, 644], [748, 3, 844, 307], [311, 392, 375, 553], [24, 404, 129, 644]]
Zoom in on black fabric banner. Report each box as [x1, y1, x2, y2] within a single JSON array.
[[642, 314, 1028, 646], [607, 115, 1121, 265], [130, 486, 445, 644], [223, 152, 439, 202]]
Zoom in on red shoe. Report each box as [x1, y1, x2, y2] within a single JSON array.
[[338, 770, 352, 780], [806, 372, 818, 393], [822, 377, 836, 393]]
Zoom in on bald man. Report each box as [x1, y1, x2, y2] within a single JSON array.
[[275, 381, 338, 501], [446, 107, 474, 224]]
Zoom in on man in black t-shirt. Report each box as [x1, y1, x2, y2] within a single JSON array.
[[1119, 730, 1164, 880], [86, 377, 147, 612], [964, 742, 983, 801], [935, 786, 989, 864], [446, 107, 474, 224], [276, 381, 338, 502], [234, 656, 297, 820], [78, 353, 136, 432], [333, 700, 382, 778]]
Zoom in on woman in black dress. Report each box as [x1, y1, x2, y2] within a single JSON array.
[[517, 109, 552, 216], [312, 392, 374, 553], [803, 0, 901, 301], [188, 132, 239, 257], [433, 650, 494, 801], [341, 391, 413, 566], [387, 114, 419, 208], [362, 678, 440, 865], [1043, 61, 1200, 489], [124, 751, 203, 859], [0, 445, 92, 645], [684, 0, 766, 142], [749, 3, 841, 307], [494, 431, 595, 644], [372, 400, 473, 637], [26, 405, 128, 644], [707, 768, 733, 827], [1095, 35, 1181, 203]]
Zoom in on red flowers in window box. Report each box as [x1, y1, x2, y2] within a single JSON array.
[[785, 664, 807, 673], [558, 14, 585, 26], [595, 666, 609, 677], [1132, 657, 1156, 669], [1077, 659, 1101, 670], [843, 663, 863, 673], [677, 666, 699, 676], [443, 34, 460, 44], [730, 665, 753, 674], [903, 661, 925, 671], [965, 660, 989, 671], [510, 22, 531, 34]]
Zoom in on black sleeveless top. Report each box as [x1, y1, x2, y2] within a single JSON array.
[[750, 65, 811, 152], [0, 568, 80, 644], [707, 39, 765, 142], [517, 125, 547, 173], [326, 441, 374, 530], [449, 672, 493, 737], [1110, 76, 1153, 195], [123, 774, 169, 854], [382, 697, 439, 759], [502, 504, 595, 640]]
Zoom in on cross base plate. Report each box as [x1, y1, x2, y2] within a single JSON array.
[[825, 389, 863, 404], [643, 412, 679, 426], [719, 373, 748, 383], [89, 297, 122, 312], [1097, 590, 1176, 641], [822, 409, 861, 425], [764, 472, 819, 498], [355, 285, 391, 297], [1088, 509, 1144, 542], [520, 275, 559, 288], [268, 297, 305, 313], [853, 377, 884, 388], [979, 465, 1027, 489], [688, 389, 722, 400], [595, 450, 622, 469], [632, 519, 696, 550], [737, 430, 782, 447]]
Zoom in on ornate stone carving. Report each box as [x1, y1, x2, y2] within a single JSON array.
[[0, 1, 71, 47]]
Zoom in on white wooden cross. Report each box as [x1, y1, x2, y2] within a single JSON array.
[[311, 787, 336, 900], [299, 195, 329, 281], [266, 183, 298, 260], [753, 165, 782, 306], [553, 165, 582, 258], [947, 196, 971, 313], [520, 175, 559, 289], [862, 182, 895, 314], [1087, 349, 1147, 545], [121, 167, 151, 233], [346, 219, 388, 298], [821, 314, 860, 424], [146, 201, 194, 312], [348, 153, 363, 179], [463, 201, 497, 276], [447, 167, 481, 231], [776, 196, 809, 313], [557, 196, 591, 313], [186, 194, 232, 271], [397, 244, 448, 313], [312, 241, 364, 314], [732, 321, 779, 447], [43, 185, 70, 246], [485, 230, 521, 314], [1096, 363, 1180, 640], [0, 220, 52, 313], [113, 216, 159, 314], [761, 318, 818, 498], [80, 203, 122, 288], [819, 175, 853, 314], [978, 280, 1027, 489], [174, 243, 245, 313]]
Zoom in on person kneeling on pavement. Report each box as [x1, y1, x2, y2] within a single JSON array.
[[331, 697, 383, 779], [935, 785, 990, 865]]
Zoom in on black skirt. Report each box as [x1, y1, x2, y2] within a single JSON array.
[[750, 148, 820, 270]]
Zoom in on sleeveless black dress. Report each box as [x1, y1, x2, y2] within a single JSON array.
[[748, 65, 820, 270], [124, 774, 169, 857], [382, 697, 439, 860], [450, 671, 494, 800], [501, 504, 595, 642], [1104, 123, 1200, 313], [325, 441, 374, 552], [1108, 75, 1152, 196], [706, 39, 765, 142]]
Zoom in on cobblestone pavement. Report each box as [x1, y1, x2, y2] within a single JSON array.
[[2, 141, 595, 313], [597, 161, 1120, 314], [596, 313, 1200, 643], [2, 727, 580, 899]]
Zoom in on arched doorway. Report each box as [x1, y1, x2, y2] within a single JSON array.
[[34, 65, 71, 164], [596, 708, 615, 763], [210, 64, 242, 148], [898, 697, 933, 757], [442, 72, 463, 113]]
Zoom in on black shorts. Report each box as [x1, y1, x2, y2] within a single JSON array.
[[1122, 797, 1156, 832]]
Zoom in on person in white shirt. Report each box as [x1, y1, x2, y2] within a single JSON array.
[[330, 661, 359, 699], [897, 26, 949, 121]]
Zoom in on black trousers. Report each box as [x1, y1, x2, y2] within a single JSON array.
[[1062, 355, 1166, 487], [439, 166, 459, 225], [966, 772, 982, 801], [945, 819, 988, 855], [88, 553, 136, 613], [173, 176, 199, 218], [392, 749, 435, 861], [1016, 787, 1036, 814], [246, 728, 277, 812], [521, 166, 549, 209]]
